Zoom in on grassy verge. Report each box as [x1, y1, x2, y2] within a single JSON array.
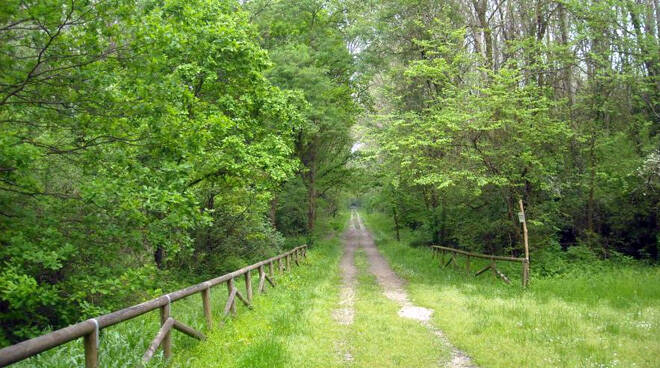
[[171, 231, 345, 368], [362, 211, 660, 368], [12, 213, 350, 368]]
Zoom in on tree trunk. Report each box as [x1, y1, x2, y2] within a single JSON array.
[[440, 195, 447, 245], [269, 195, 278, 229], [472, 0, 493, 69], [558, 2, 574, 105], [392, 205, 401, 242], [431, 189, 440, 244], [306, 161, 317, 236], [154, 246, 164, 270]]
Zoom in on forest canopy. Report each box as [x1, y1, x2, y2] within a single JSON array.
[[352, 0, 659, 264]]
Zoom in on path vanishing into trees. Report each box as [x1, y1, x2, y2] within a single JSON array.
[[171, 210, 480, 368], [335, 211, 475, 368]]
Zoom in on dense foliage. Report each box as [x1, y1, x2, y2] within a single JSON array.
[[245, 0, 359, 238], [0, 0, 355, 345], [352, 0, 659, 261]]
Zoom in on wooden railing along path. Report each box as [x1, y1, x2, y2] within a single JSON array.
[[432, 199, 531, 287], [0, 245, 308, 367], [431, 245, 529, 287]]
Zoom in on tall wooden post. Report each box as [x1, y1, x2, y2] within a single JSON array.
[[160, 299, 172, 359], [519, 199, 530, 287], [201, 287, 212, 329]]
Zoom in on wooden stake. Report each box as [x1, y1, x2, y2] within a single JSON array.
[[519, 199, 530, 287], [142, 318, 174, 363], [160, 301, 171, 360], [223, 289, 237, 317], [258, 265, 266, 293], [172, 319, 205, 340], [201, 287, 212, 329], [83, 325, 98, 368], [475, 264, 492, 277], [227, 279, 236, 315], [245, 271, 252, 304]]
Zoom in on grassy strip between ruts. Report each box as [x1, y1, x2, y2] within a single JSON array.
[[347, 248, 449, 367], [362, 211, 660, 368]]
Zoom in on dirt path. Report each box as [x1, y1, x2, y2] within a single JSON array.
[[333, 211, 359, 325], [347, 211, 476, 368], [332, 211, 360, 362]]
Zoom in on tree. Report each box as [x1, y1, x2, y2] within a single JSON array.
[[246, 0, 359, 238]]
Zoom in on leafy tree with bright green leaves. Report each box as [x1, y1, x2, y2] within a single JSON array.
[[245, 0, 359, 238], [0, 0, 303, 344]]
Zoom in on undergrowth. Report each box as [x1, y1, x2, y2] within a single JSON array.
[[11, 212, 350, 367]]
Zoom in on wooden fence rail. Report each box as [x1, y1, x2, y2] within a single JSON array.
[[0, 245, 308, 367], [431, 245, 529, 287]]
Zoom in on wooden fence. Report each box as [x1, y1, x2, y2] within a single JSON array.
[[431, 200, 532, 287], [431, 245, 529, 287], [0, 245, 308, 367]]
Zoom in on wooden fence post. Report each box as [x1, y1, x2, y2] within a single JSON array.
[[522, 259, 530, 287], [160, 298, 171, 360], [519, 199, 530, 287], [83, 320, 98, 368], [268, 261, 274, 277], [201, 287, 212, 329], [245, 271, 252, 304], [227, 279, 236, 315], [286, 254, 291, 271], [258, 265, 266, 293]]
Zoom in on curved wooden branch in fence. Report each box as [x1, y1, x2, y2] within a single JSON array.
[[431, 245, 528, 287], [0, 245, 308, 367]]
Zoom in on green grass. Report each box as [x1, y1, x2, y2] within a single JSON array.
[[172, 232, 346, 368], [14, 239, 343, 368], [173, 210, 450, 367], [17, 209, 656, 367], [347, 249, 448, 367], [362, 211, 660, 368]]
